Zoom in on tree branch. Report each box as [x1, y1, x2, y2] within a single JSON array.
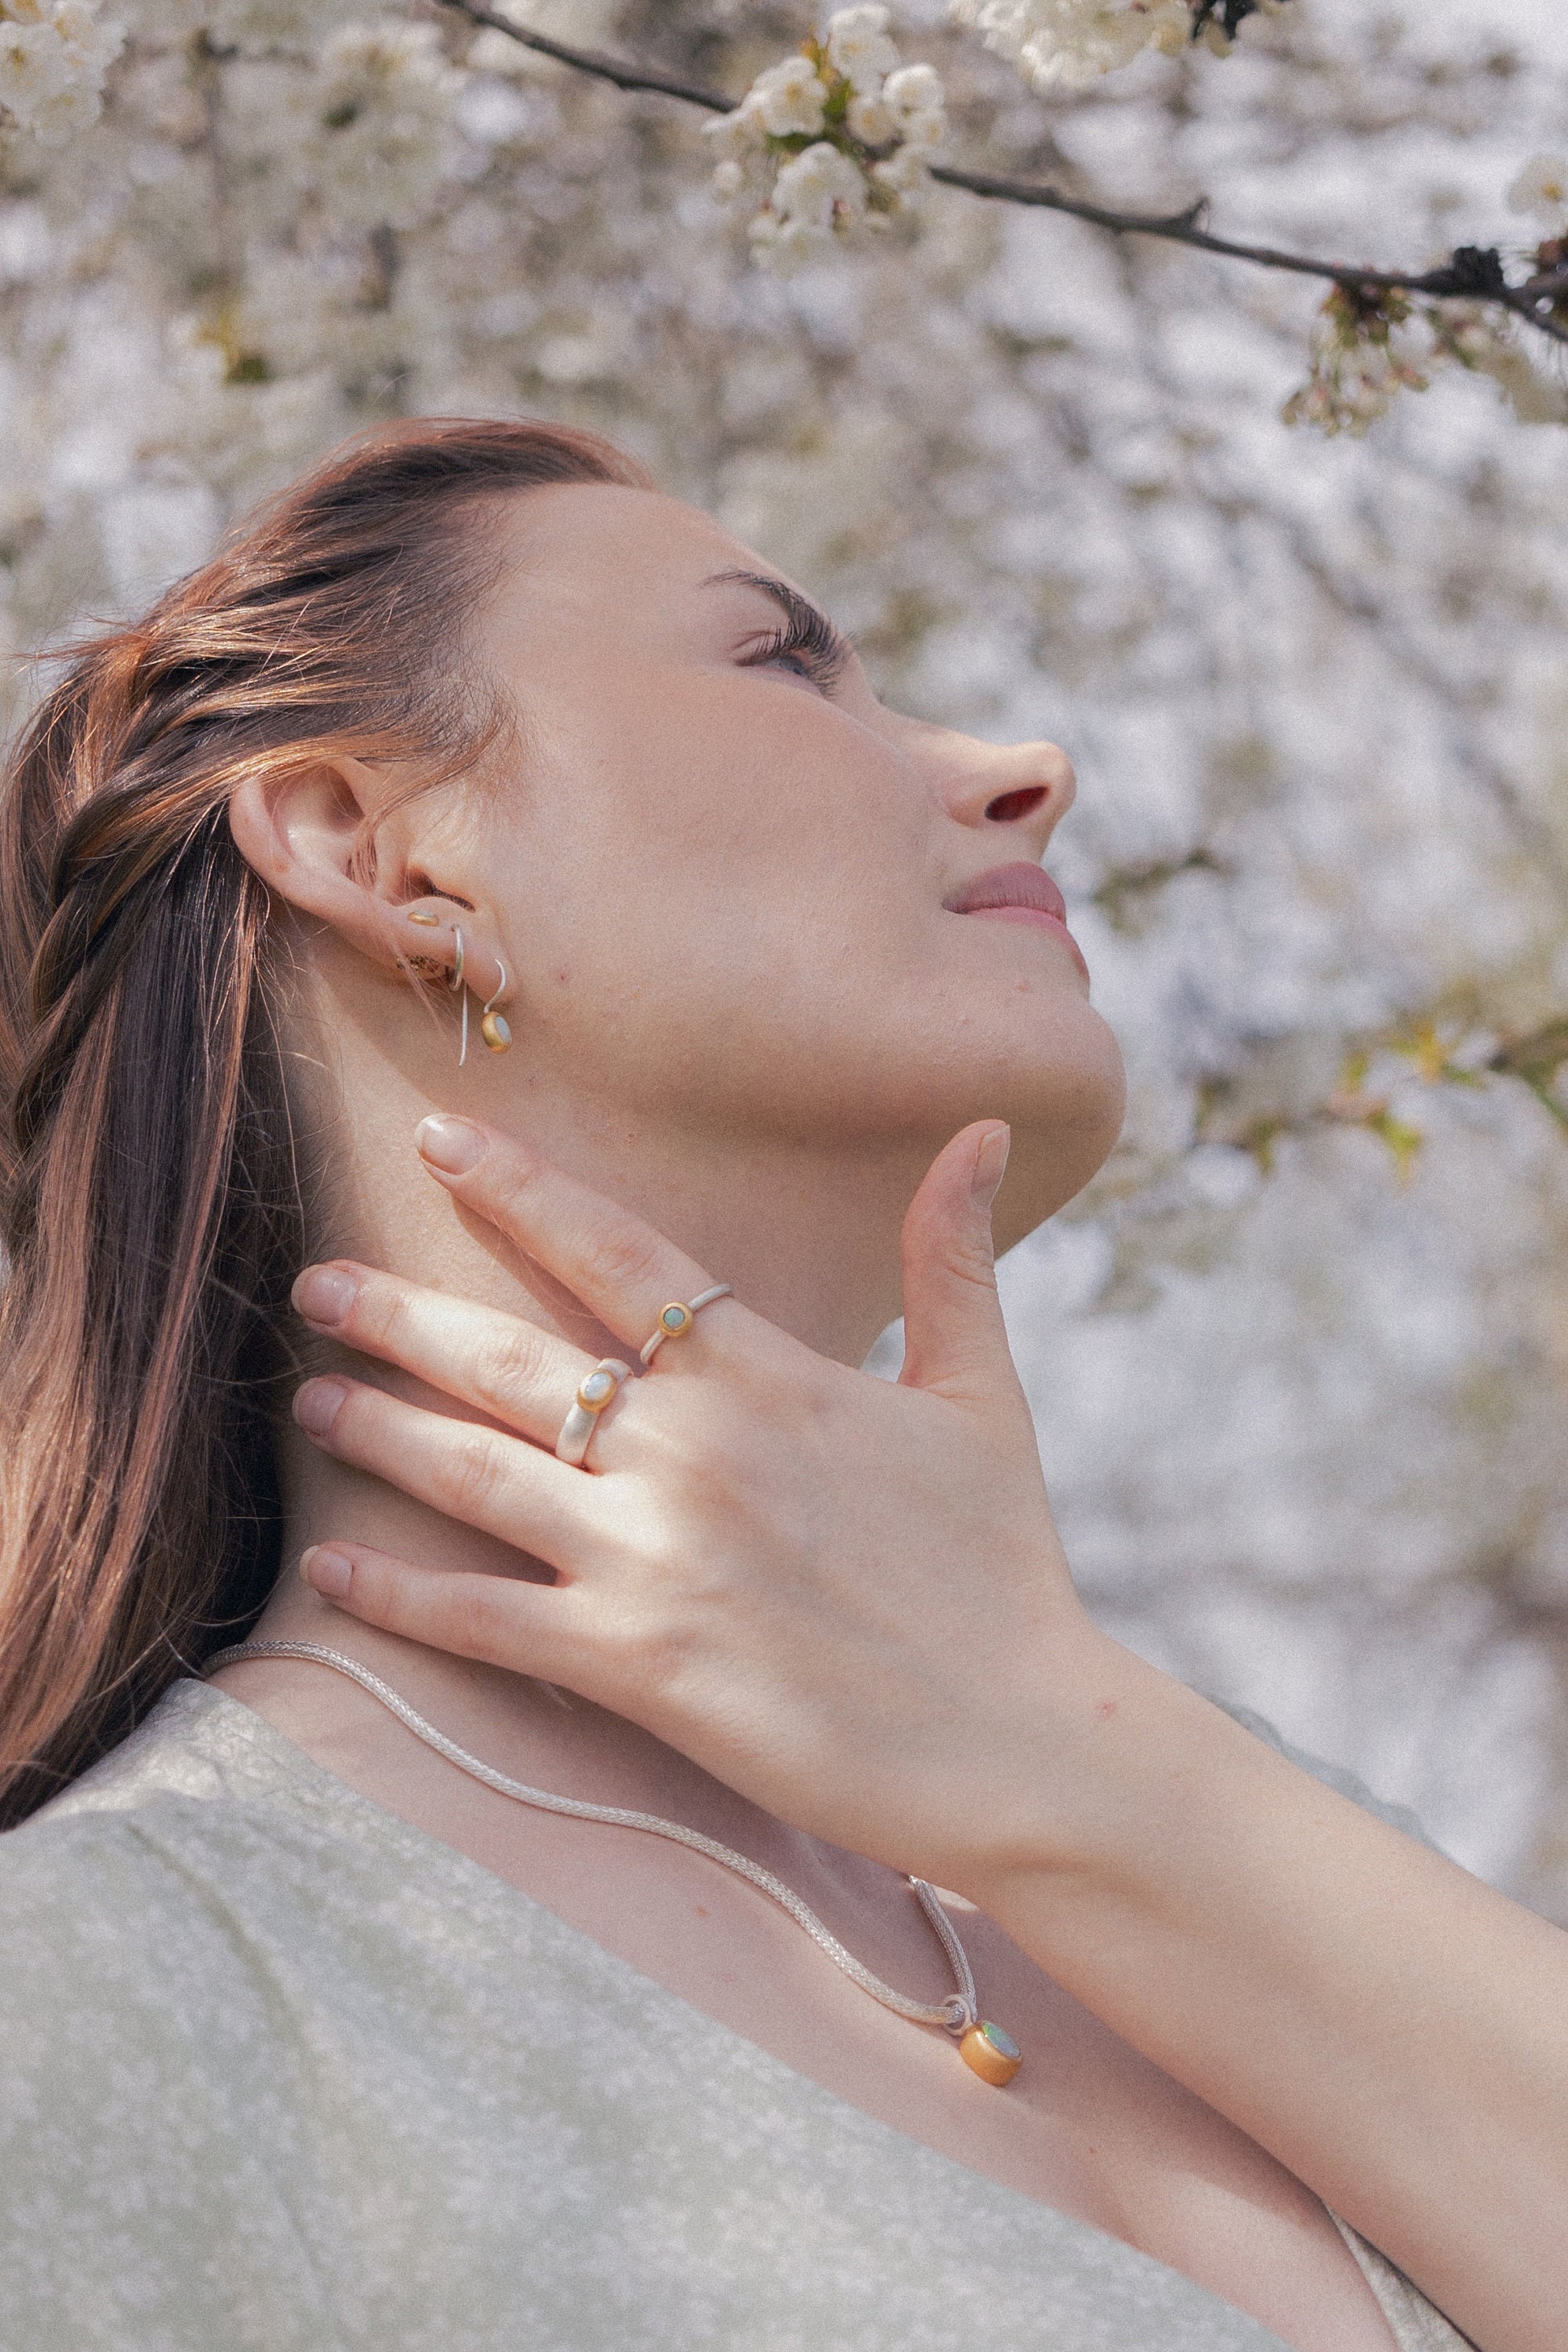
[[441, 0, 1568, 349], [444, 2, 733, 110]]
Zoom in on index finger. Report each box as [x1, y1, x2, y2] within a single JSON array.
[[414, 1114, 737, 1355]]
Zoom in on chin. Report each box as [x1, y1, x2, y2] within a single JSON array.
[[985, 1021, 1126, 1247]]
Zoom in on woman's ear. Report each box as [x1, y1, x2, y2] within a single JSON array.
[[228, 757, 506, 1008], [228, 756, 402, 964]]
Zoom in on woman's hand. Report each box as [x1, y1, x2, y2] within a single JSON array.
[[288, 1111, 1115, 1891], [289, 1114, 1568, 2346]]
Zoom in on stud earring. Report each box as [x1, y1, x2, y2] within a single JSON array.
[[401, 906, 448, 981], [480, 962, 512, 1054]]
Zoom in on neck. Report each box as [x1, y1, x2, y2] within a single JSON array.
[[247, 1029, 934, 1847]]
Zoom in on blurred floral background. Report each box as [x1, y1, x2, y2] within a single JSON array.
[[3, 0, 1566, 1913]]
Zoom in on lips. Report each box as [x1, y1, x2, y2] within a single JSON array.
[[948, 863, 1068, 923], [946, 861, 1088, 977]]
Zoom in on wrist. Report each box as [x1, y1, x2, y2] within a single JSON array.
[[943, 1630, 1260, 1914]]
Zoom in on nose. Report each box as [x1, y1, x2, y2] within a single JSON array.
[[927, 727, 1076, 849]]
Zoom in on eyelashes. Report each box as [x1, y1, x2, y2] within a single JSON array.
[[739, 612, 851, 693]]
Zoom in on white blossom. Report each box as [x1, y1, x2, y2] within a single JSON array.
[[704, 27, 946, 257], [309, 24, 461, 233], [1281, 290, 1428, 438], [881, 61, 947, 146], [749, 138, 869, 274], [745, 53, 828, 139], [1508, 153, 1568, 233], [773, 136, 867, 230], [1427, 302, 1568, 427], [0, 0, 120, 143], [824, 3, 900, 89], [846, 88, 896, 143], [952, 0, 1189, 91]]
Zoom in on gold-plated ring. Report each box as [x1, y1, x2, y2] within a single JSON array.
[[638, 1284, 733, 1367], [554, 1358, 634, 1469]]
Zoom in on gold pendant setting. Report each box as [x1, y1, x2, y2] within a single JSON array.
[[958, 2019, 1023, 2087]]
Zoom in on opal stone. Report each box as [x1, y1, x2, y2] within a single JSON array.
[[581, 1371, 616, 1406], [661, 1304, 689, 1332], [958, 2021, 1023, 2087]]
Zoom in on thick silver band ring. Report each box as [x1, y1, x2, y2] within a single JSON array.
[[554, 1358, 634, 1468], [638, 1284, 733, 1367]]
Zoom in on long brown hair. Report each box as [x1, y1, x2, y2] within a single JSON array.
[[0, 416, 650, 1827]]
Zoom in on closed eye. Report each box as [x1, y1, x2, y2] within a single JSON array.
[[703, 566, 853, 695], [739, 616, 850, 692]]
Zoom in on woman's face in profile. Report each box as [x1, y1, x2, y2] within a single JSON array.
[[442, 483, 1125, 1222]]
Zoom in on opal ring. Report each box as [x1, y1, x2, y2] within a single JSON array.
[[638, 1284, 733, 1367], [554, 1358, 635, 1468]]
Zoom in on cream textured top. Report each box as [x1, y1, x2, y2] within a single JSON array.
[[0, 1680, 1473, 2352]]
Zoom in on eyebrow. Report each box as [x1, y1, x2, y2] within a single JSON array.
[[699, 567, 853, 666]]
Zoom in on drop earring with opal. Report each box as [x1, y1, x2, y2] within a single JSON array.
[[480, 961, 512, 1054]]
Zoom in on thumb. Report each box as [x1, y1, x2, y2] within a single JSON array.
[[898, 1122, 1016, 1400]]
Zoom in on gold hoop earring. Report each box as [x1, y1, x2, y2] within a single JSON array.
[[480, 960, 512, 1055]]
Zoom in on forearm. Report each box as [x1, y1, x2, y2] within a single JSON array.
[[969, 1639, 1568, 2352]]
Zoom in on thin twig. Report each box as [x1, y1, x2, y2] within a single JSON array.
[[444, 2, 732, 110], [440, 0, 1568, 347], [930, 170, 1568, 344]]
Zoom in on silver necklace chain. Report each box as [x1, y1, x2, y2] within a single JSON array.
[[204, 1640, 979, 2038]]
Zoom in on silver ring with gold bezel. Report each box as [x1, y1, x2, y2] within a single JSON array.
[[554, 1358, 635, 1468]]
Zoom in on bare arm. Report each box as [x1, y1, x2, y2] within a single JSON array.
[[970, 1647, 1567, 2351]]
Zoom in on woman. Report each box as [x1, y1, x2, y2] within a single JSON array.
[[0, 417, 1559, 2352]]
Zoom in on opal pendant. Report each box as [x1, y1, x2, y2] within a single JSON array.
[[958, 2020, 1022, 2087], [480, 1009, 512, 1053]]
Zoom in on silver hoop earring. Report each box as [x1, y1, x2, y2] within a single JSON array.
[[480, 960, 512, 1055], [450, 927, 468, 1067]]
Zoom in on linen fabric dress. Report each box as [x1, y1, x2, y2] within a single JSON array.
[[0, 1679, 1473, 2352]]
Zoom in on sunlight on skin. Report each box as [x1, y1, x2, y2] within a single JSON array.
[[216, 487, 1564, 2352]]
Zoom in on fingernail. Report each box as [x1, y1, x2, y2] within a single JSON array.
[[300, 1545, 353, 1599], [971, 1124, 1010, 1211], [417, 1114, 487, 1175], [292, 1264, 357, 1327], [292, 1378, 348, 1437]]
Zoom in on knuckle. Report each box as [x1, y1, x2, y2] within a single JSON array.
[[582, 1219, 664, 1296], [449, 1578, 512, 1657], [442, 1425, 506, 1520], [485, 1156, 544, 1229], [942, 1240, 999, 1293], [471, 1322, 548, 1412], [356, 1278, 416, 1354]]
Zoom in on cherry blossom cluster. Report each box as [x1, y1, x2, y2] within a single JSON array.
[[1280, 288, 1429, 438], [0, 0, 120, 142], [949, 0, 1291, 93], [1280, 160, 1568, 436], [703, 6, 948, 276]]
